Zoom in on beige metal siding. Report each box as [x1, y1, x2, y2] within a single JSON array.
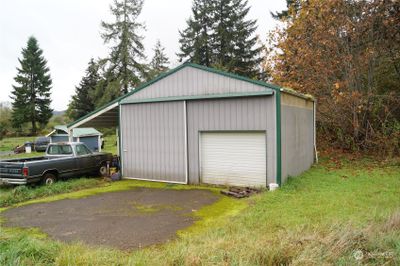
[[200, 132, 267, 187], [120, 102, 186, 183], [124, 66, 267, 101], [187, 96, 276, 185], [281, 95, 314, 182]]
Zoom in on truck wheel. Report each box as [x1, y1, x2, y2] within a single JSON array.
[[99, 164, 108, 177], [42, 173, 56, 185]]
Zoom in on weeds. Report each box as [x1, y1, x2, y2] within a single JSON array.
[[0, 178, 104, 208]]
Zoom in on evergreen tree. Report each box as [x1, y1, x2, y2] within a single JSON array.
[[100, 0, 146, 101], [147, 40, 170, 80], [10, 36, 53, 135], [178, 0, 262, 78], [67, 58, 100, 120], [271, 0, 303, 20], [212, 0, 262, 78], [178, 0, 214, 66]]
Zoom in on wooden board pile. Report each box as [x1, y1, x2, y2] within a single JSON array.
[[220, 187, 261, 198]]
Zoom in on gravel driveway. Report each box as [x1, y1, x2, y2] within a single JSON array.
[[2, 187, 220, 249]]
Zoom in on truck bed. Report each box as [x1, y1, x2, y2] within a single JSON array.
[[1, 156, 49, 163]]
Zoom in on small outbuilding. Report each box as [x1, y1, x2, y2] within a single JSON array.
[[47, 125, 102, 152], [67, 63, 316, 188], [46, 125, 69, 143]]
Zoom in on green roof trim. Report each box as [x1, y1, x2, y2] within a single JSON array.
[[281, 87, 314, 101], [67, 96, 121, 128], [120, 90, 274, 105], [68, 62, 312, 129], [67, 64, 189, 128]]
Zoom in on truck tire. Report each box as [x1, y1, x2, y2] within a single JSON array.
[[42, 173, 56, 185], [99, 163, 108, 177]]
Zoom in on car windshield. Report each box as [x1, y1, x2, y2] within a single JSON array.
[[47, 145, 73, 155]]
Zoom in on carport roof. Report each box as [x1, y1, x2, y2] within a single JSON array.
[[67, 62, 313, 130]]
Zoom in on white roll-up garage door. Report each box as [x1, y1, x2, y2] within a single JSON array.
[[200, 132, 267, 187]]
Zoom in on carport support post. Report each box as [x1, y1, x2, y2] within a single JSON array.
[[98, 135, 102, 152], [116, 128, 119, 156], [68, 128, 73, 142]]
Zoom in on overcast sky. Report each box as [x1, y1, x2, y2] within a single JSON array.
[[0, 0, 286, 111]]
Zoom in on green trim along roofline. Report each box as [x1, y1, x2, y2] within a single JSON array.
[[120, 91, 274, 105], [67, 62, 314, 187], [67, 62, 312, 129]]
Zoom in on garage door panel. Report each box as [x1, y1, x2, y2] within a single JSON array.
[[200, 132, 267, 187]]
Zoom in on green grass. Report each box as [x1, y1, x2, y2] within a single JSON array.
[[0, 136, 36, 152], [102, 134, 117, 154], [0, 151, 45, 160], [0, 177, 105, 208], [0, 156, 399, 265]]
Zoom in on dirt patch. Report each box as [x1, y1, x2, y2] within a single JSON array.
[[2, 188, 219, 250]]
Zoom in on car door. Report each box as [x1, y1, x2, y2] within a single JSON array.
[[46, 144, 78, 178], [75, 144, 97, 174]]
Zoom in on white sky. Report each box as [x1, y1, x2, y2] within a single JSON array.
[[0, 0, 286, 111]]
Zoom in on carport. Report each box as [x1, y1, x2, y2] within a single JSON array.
[[67, 99, 120, 154]]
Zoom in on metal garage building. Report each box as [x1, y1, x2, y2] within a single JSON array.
[[68, 63, 315, 187]]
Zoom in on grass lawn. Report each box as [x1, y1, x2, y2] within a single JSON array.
[[0, 136, 36, 152], [0, 177, 105, 208], [102, 134, 117, 154], [0, 151, 45, 160], [0, 155, 399, 265]]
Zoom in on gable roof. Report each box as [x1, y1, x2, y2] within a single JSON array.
[[68, 62, 312, 129]]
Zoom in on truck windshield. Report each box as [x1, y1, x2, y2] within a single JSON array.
[[47, 145, 73, 155]]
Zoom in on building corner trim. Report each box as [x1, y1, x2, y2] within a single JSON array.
[[183, 100, 189, 184], [276, 91, 282, 186], [118, 104, 123, 176]]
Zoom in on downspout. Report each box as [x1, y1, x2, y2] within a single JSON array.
[[276, 90, 282, 187]]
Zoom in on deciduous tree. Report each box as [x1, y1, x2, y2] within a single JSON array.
[[269, 0, 400, 154]]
